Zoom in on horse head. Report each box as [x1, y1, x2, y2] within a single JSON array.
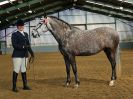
[[31, 16, 57, 38], [31, 29, 40, 38], [31, 19, 48, 38]]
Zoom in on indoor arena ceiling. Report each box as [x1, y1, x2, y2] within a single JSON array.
[[0, 0, 133, 30]]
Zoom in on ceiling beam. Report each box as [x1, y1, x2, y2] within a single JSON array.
[[5, 1, 65, 21], [73, 0, 133, 21], [75, 5, 133, 21], [1, 0, 133, 30], [84, 0, 133, 15], [0, 0, 44, 14], [23, 6, 71, 21], [0, 4, 72, 30]]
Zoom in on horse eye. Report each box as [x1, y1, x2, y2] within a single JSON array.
[[32, 33, 36, 38]]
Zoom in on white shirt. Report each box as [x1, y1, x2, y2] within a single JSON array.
[[19, 30, 25, 36]]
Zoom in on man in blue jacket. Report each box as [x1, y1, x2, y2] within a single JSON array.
[[11, 19, 34, 92]]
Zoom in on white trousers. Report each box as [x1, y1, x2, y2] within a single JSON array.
[[13, 58, 28, 73]]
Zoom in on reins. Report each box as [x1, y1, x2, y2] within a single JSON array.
[[29, 19, 49, 80]]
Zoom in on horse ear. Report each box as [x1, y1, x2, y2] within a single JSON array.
[[44, 16, 47, 19], [44, 16, 47, 18]]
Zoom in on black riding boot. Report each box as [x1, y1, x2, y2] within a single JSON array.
[[21, 72, 31, 90], [12, 71, 18, 92]]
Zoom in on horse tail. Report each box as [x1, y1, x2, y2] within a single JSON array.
[[115, 44, 121, 78]]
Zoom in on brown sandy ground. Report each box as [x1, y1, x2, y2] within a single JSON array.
[[0, 50, 133, 99]]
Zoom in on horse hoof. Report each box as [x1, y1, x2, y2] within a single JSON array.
[[64, 82, 70, 87], [74, 84, 79, 89], [109, 80, 115, 86]]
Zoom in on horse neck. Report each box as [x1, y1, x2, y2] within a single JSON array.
[[49, 23, 71, 45]]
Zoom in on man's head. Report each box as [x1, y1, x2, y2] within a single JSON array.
[[16, 19, 24, 31]]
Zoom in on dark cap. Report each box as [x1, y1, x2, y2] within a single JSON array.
[[16, 19, 24, 26]]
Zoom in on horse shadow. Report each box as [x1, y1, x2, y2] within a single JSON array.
[[34, 77, 109, 87], [34, 77, 65, 87], [80, 78, 109, 85], [0, 78, 109, 91]]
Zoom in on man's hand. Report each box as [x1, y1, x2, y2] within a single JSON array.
[[29, 55, 34, 63], [24, 45, 30, 48]]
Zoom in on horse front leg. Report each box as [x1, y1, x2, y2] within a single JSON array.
[[69, 56, 80, 88], [64, 56, 71, 87]]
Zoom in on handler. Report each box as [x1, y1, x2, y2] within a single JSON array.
[[11, 19, 34, 92]]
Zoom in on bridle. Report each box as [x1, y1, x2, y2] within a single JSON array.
[[31, 19, 48, 38]]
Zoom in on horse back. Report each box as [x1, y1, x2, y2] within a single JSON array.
[[65, 27, 119, 55]]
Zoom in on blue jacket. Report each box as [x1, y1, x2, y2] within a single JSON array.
[[11, 31, 34, 58]]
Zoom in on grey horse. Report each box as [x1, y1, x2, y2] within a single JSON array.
[[32, 16, 120, 88]]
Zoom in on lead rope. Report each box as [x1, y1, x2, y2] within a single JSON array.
[[32, 61, 36, 80], [28, 19, 48, 81], [26, 59, 36, 80], [27, 58, 36, 80]]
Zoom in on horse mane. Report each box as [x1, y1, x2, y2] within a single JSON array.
[[48, 16, 72, 29]]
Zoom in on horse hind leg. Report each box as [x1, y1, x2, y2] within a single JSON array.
[[104, 48, 116, 86]]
